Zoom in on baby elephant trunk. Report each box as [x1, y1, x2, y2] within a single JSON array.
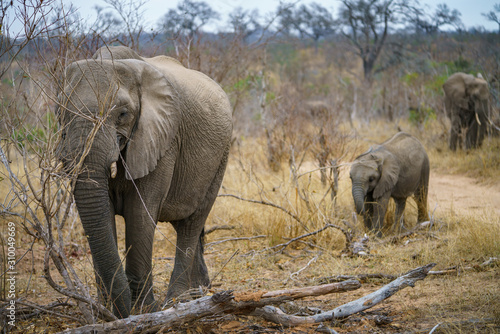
[[352, 186, 366, 214]]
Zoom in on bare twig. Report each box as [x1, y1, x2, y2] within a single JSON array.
[[205, 225, 235, 235], [14, 300, 79, 322], [270, 223, 351, 254], [428, 258, 499, 276], [219, 193, 306, 230], [289, 252, 321, 281], [206, 235, 267, 248]]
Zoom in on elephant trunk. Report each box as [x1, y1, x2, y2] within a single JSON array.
[[72, 135, 130, 318], [352, 185, 366, 214]]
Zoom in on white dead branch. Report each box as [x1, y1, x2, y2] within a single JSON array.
[[428, 257, 499, 276], [57, 263, 435, 333], [253, 263, 436, 326]]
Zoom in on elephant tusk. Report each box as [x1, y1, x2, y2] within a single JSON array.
[[110, 161, 117, 178]]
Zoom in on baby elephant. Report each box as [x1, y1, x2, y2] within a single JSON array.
[[350, 132, 429, 236]]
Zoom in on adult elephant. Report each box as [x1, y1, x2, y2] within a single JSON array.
[[443, 72, 490, 150], [350, 132, 429, 237], [57, 46, 232, 318]]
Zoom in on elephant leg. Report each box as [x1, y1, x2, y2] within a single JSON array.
[[363, 201, 374, 231], [123, 198, 157, 314], [466, 112, 486, 149], [465, 119, 479, 149], [372, 195, 390, 237], [449, 115, 461, 151], [164, 154, 228, 304], [393, 198, 407, 233], [167, 213, 210, 302], [415, 183, 429, 223]]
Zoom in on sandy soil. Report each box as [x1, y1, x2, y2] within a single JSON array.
[[428, 172, 500, 216]]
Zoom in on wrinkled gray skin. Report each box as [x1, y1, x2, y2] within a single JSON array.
[[349, 132, 429, 237], [443, 72, 489, 150], [57, 46, 232, 318]]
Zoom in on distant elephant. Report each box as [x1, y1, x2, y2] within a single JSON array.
[[443, 72, 489, 150], [304, 100, 331, 120], [349, 132, 429, 236], [57, 46, 232, 318]]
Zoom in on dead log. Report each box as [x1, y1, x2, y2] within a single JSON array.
[[58, 263, 436, 333], [252, 263, 436, 326], [57, 280, 361, 333]]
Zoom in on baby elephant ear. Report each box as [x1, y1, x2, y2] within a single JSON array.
[[373, 153, 400, 199], [125, 61, 180, 180]]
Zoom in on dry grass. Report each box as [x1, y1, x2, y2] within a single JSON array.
[[2, 119, 499, 333], [427, 138, 500, 184]]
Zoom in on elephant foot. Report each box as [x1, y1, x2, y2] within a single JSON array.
[[163, 285, 208, 308], [392, 221, 408, 235], [131, 300, 161, 314], [132, 299, 159, 314]]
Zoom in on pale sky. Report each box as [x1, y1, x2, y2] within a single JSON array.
[[5, 0, 499, 36], [64, 0, 499, 31]]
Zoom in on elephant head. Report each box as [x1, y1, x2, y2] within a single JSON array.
[[444, 73, 488, 107], [443, 72, 490, 150], [59, 58, 179, 180], [350, 149, 400, 214], [57, 56, 180, 317]]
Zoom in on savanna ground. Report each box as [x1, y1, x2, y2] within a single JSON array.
[[1, 120, 499, 333], [1, 3, 500, 331]]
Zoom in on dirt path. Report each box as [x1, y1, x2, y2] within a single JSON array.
[[428, 172, 500, 216]]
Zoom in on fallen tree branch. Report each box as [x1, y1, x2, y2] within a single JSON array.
[[428, 257, 499, 276], [252, 263, 437, 326], [57, 280, 361, 333], [58, 263, 436, 333]]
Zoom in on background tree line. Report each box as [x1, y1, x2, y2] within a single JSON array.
[[0, 1, 499, 330], [1, 0, 499, 171]]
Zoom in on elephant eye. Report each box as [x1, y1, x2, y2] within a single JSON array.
[[117, 111, 130, 125], [369, 176, 375, 182]]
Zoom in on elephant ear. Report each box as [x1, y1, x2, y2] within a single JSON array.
[[475, 74, 490, 101], [124, 60, 180, 180], [373, 152, 400, 199], [443, 73, 470, 110]]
